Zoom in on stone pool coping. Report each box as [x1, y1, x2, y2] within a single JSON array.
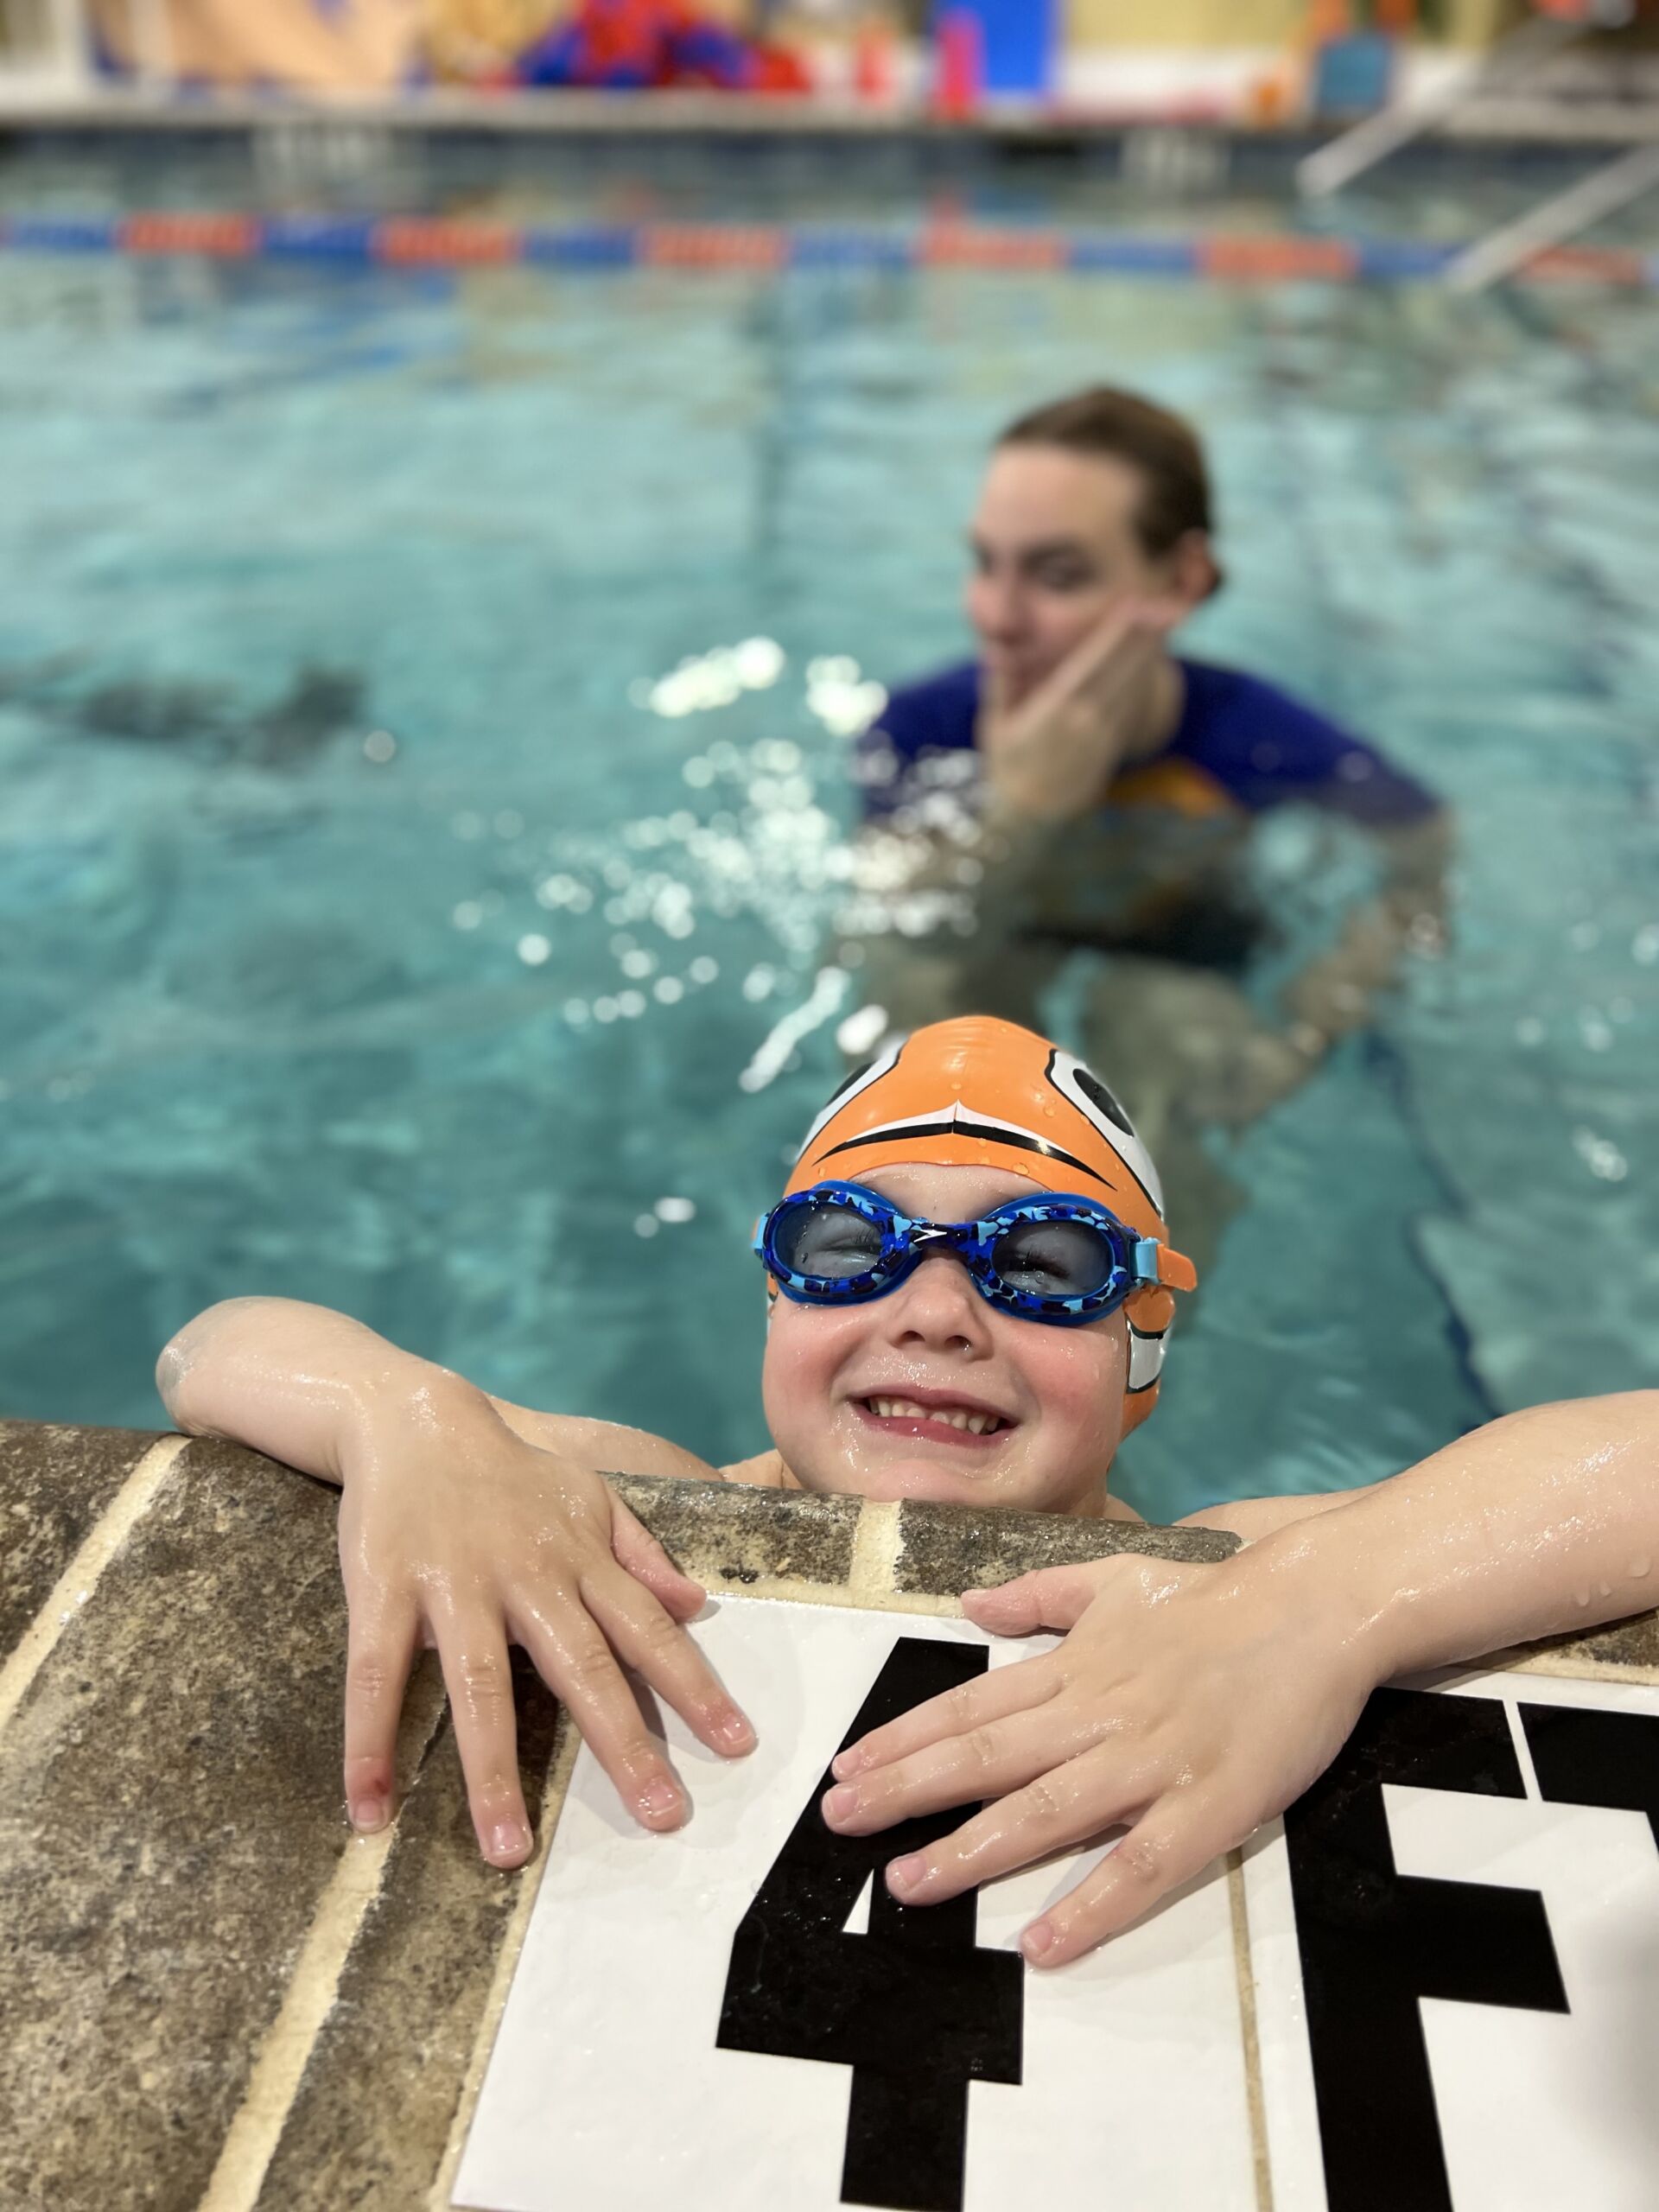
[[3, 1417, 1654, 2209]]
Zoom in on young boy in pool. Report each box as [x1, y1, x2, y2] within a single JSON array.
[[160, 1016, 1659, 1967]]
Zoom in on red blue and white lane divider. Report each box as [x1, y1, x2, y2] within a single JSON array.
[[0, 212, 1653, 287]]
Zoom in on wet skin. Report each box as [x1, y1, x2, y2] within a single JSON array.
[[760, 1161, 1128, 1519], [965, 443, 1213, 718]]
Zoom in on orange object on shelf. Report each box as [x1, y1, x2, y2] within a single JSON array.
[[1243, 70, 1293, 124], [933, 8, 982, 118], [854, 18, 896, 101]]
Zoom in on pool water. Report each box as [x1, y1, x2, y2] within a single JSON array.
[[2, 191, 1656, 1517]]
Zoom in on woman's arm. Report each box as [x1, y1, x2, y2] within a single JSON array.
[[823, 1391, 1659, 1966], [158, 1299, 755, 1863], [1280, 808, 1452, 1055]]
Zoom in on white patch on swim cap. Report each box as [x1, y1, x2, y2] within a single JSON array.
[[1127, 1319, 1168, 1394], [795, 1032, 904, 1159], [1046, 1049, 1166, 1217]]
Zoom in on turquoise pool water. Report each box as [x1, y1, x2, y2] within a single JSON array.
[[2, 192, 1656, 1516]]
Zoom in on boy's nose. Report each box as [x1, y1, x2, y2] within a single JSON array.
[[882, 1251, 993, 1352]]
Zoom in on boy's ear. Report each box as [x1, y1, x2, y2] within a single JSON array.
[[1169, 528, 1221, 606]]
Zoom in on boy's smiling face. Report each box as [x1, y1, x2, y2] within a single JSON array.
[[760, 1161, 1129, 1517]]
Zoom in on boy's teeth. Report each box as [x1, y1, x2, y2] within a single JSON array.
[[869, 1397, 1000, 1435]]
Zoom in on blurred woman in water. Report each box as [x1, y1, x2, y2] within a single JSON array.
[[846, 386, 1451, 1272]]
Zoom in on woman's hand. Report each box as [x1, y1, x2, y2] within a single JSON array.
[[978, 596, 1185, 823], [820, 1540, 1384, 1966], [337, 1385, 754, 1866]]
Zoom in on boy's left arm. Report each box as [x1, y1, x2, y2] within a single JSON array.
[[1248, 1389, 1659, 1667], [824, 1391, 1659, 1967], [1177, 1486, 1378, 1540]]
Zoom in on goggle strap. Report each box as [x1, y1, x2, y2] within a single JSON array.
[[1146, 1241, 1198, 1294]]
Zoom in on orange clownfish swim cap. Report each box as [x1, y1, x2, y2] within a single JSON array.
[[782, 1015, 1197, 1433]]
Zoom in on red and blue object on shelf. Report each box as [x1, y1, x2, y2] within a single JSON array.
[[516, 0, 808, 92], [934, 0, 1056, 102]]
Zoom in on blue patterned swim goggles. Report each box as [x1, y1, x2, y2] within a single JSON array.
[[754, 1179, 1179, 1328]]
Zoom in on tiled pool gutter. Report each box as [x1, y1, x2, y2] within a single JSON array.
[[2, 1416, 1656, 2206], [1, 208, 1656, 286]]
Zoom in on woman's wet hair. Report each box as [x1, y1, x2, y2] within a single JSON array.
[[995, 385, 1221, 588]]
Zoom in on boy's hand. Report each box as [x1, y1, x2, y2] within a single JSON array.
[[978, 596, 1185, 823], [337, 1398, 753, 1866], [820, 1539, 1380, 1966]]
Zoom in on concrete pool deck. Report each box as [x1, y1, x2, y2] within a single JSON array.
[[3, 1416, 1656, 2209]]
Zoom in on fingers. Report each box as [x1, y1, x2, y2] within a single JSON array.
[[1019, 1800, 1224, 1968], [343, 1599, 419, 1834], [578, 1563, 755, 1760], [434, 1559, 750, 1861], [982, 657, 1014, 730], [830, 1649, 1058, 1782], [961, 1564, 1109, 1636], [1048, 596, 1185, 722], [607, 1497, 707, 1624], [824, 1697, 1085, 1835], [879, 1742, 1144, 1910], [1019, 600, 1145, 724], [511, 1585, 696, 1834], [430, 1615, 535, 1866], [1077, 622, 1164, 713]]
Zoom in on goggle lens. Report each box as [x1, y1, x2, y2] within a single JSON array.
[[988, 1216, 1121, 1301], [770, 1195, 885, 1281]]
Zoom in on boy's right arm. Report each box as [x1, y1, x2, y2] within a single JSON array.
[[157, 1298, 756, 1866]]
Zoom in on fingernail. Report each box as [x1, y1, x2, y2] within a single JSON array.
[[488, 1818, 531, 1861], [350, 1795, 388, 1834], [715, 1710, 756, 1753], [639, 1777, 683, 1824], [823, 1783, 859, 1824], [886, 1853, 926, 1897], [831, 1747, 866, 1780], [1021, 1920, 1056, 1963]]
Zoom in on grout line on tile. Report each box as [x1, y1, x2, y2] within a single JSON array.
[[1503, 1692, 1543, 1801], [847, 1500, 904, 1604], [707, 1577, 958, 1618], [194, 1663, 448, 2212], [430, 1718, 583, 2212], [1227, 1848, 1275, 2212], [0, 1433, 188, 1742]]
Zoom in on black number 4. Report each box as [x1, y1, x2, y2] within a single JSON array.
[[717, 1637, 1024, 2212]]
